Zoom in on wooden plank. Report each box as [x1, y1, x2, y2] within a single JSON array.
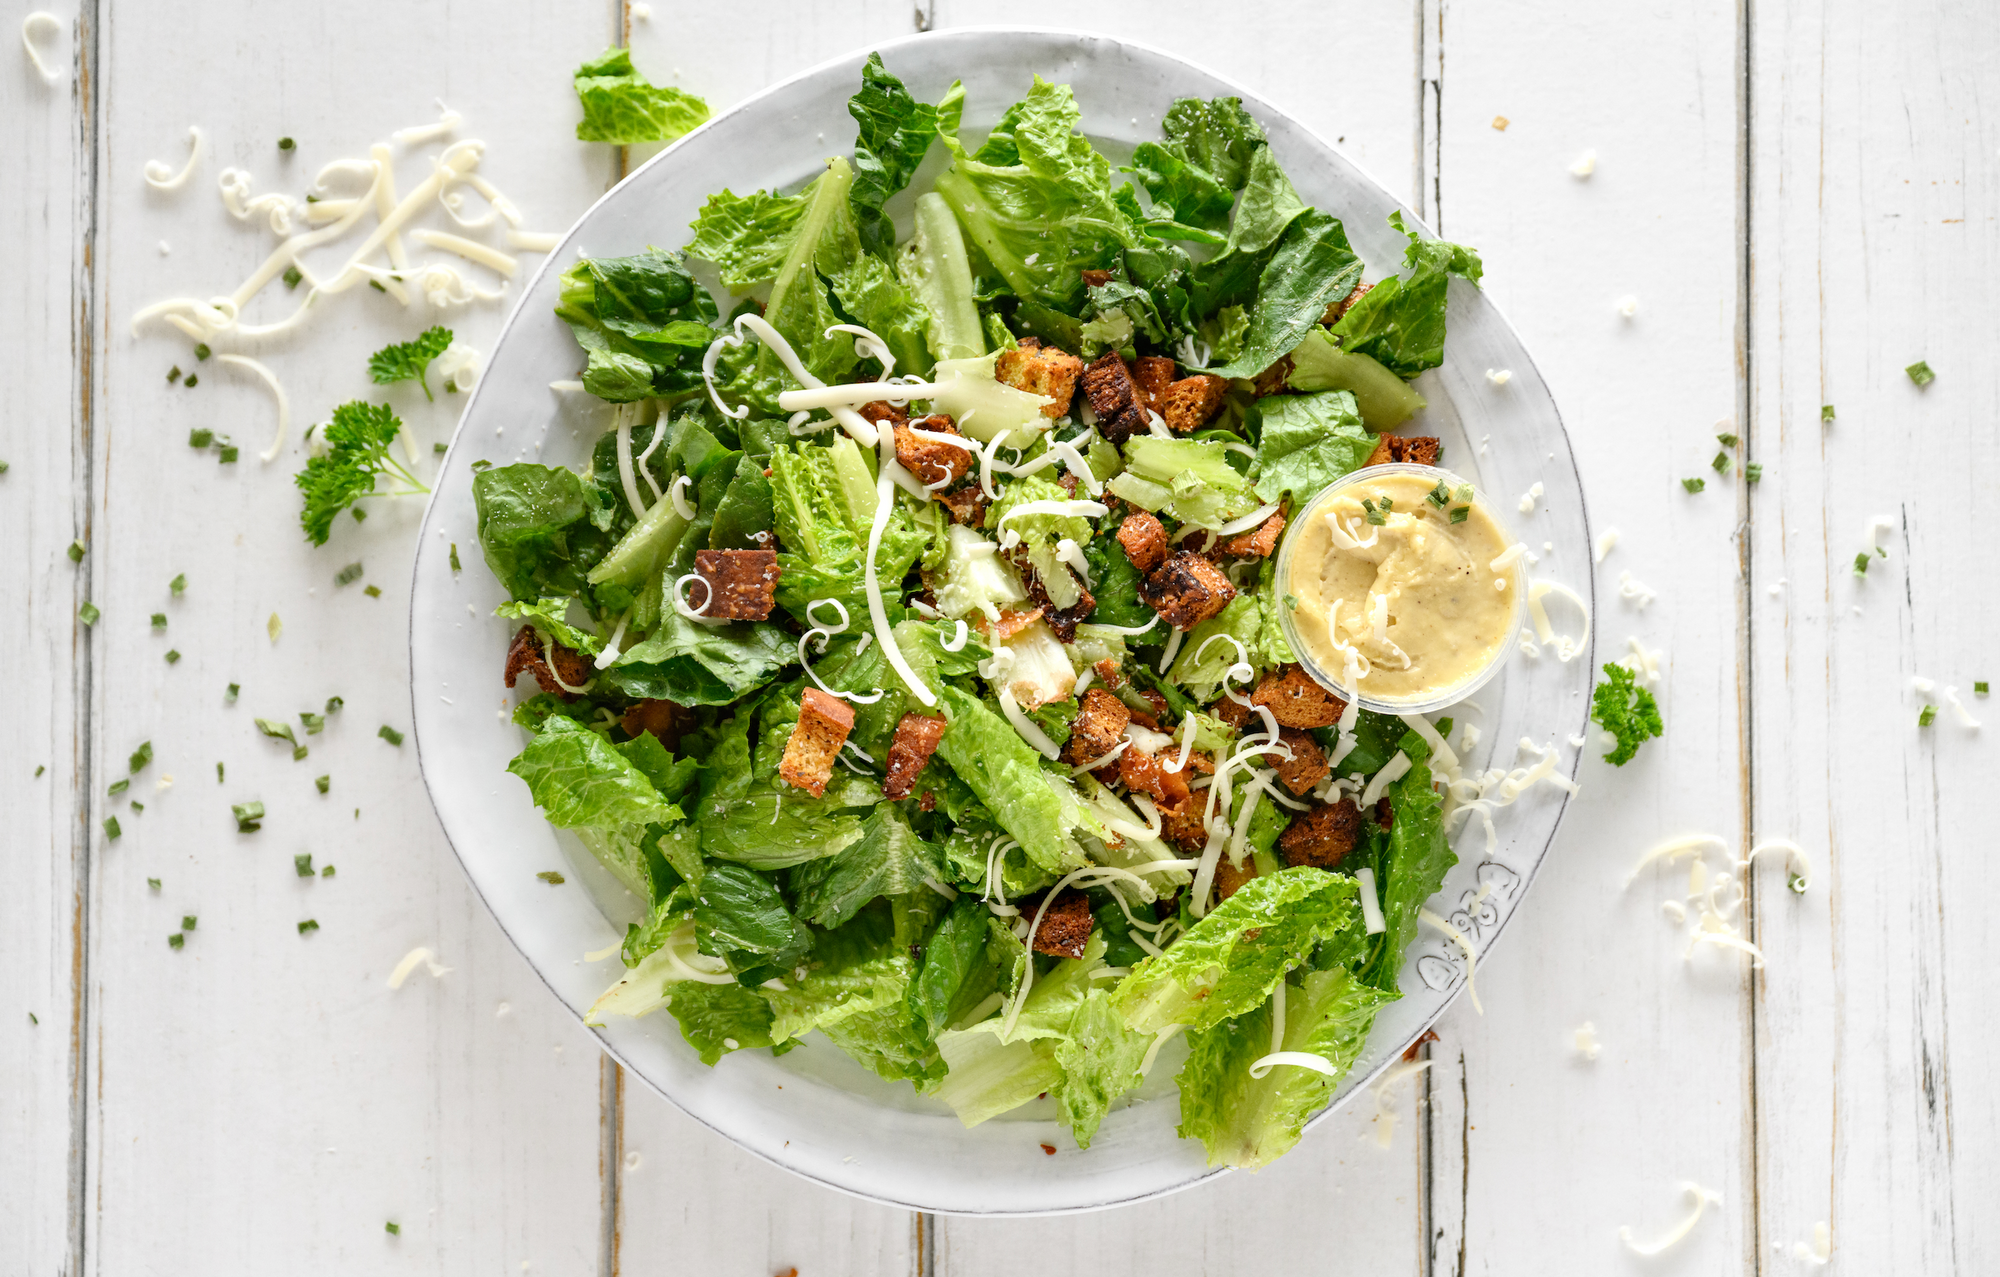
[[1, 4, 92, 1273], [1747, 0, 2000, 1269], [79, 2, 618, 1270], [1422, 1, 1755, 1270]]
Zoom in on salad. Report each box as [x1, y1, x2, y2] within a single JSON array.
[[473, 56, 1486, 1171]]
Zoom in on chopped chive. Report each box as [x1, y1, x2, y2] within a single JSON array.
[[167, 933, 183, 950], [1448, 506, 1471, 524], [320, 864, 336, 878], [167, 366, 182, 384], [165, 649, 181, 664], [1918, 704, 1937, 727], [379, 725, 405, 746], [352, 507, 367, 523], [335, 562, 364, 587], [129, 741, 152, 773], [1360, 497, 1386, 527], [103, 817, 121, 840], [67, 541, 85, 562], [181, 915, 196, 931], [1820, 404, 1835, 422], [294, 853, 314, 878], [1877, 546, 1888, 558], [449, 543, 462, 572], [193, 343, 211, 361], [471, 459, 492, 472], [34, 765, 45, 777], [1853, 552, 1870, 575], [256, 718, 298, 747], [283, 266, 303, 290], [1745, 463, 1763, 483], [151, 612, 167, 629], [129, 801, 143, 815], [1282, 592, 1298, 610], [218, 445, 239, 464], [1973, 681, 1988, 695], [189, 428, 214, 448], [1452, 484, 1474, 503], [315, 775, 330, 794], [170, 573, 187, 595], [363, 584, 382, 598], [1906, 360, 1935, 387], [292, 744, 308, 761], [232, 801, 265, 833], [0, 460, 9, 473], [1426, 480, 1452, 509], [433, 442, 448, 454], [183, 375, 197, 388], [298, 919, 320, 935], [1681, 477, 1706, 494], [277, 136, 295, 151], [369, 280, 387, 293], [79, 602, 100, 626], [226, 682, 240, 702], [1710, 452, 1731, 474], [300, 711, 325, 736], [325, 696, 344, 714], [537, 871, 566, 885], [108, 779, 129, 797], [1716, 432, 1740, 447], [147, 878, 161, 890], [384, 1221, 400, 1235], [216, 762, 224, 783]]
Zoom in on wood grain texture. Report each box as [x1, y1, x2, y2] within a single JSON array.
[[2, 4, 92, 1274], [1747, 0, 1999, 1270]]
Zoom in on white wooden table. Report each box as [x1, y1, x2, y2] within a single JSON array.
[[7, 1, 1993, 1271]]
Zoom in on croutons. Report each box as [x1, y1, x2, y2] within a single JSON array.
[[1160, 374, 1228, 433], [621, 698, 682, 745], [1116, 510, 1170, 573], [1212, 855, 1258, 903], [1118, 746, 1192, 809], [883, 713, 947, 801], [1375, 796, 1395, 831], [1081, 351, 1150, 443], [1022, 889, 1093, 958], [937, 483, 988, 526], [1021, 564, 1095, 643], [778, 688, 855, 798], [1158, 793, 1210, 851], [1267, 728, 1330, 796], [1215, 505, 1287, 559], [1364, 434, 1442, 469], [894, 414, 973, 487], [1250, 665, 1347, 729], [1251, 356, 1294, 398], [1322, 280, 1374, 326], [1132, 355, 1177, 413], [1080, 269, 1114, 288], [978, 607, 1045, 642], [1140, 550, 1238, 629], [1063, 688, 1132, 768], [1278, 798, 1364, 869], [692, 549, 780, 622], [503, 625, 593, 700], [857, 400, 909, 430], [995, 341, 1084, 419]]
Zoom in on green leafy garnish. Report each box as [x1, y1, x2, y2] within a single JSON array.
[[1426, 480, 1452, 508], [108, 779, 128, 797], [315, 775, 330, 794], [282, 266, 302, 290], [151, 613, 167, 629], [1589, 663, 1664, 766], [170, 573, 186, 594], [321, 865, 336, 878], [232, 801, 265, 833], [295, 853, 314, 878], [295, 401, 431, 546], [536, 870, 566, 884], [300, 711, 325, 736], [147, 878, 160, 891], [189, 429, 213, 448], [1906, 360, 1935, 386], [167, 933, 183, 950], [181, 915, 197, 931], [1681, 477, 1705, 494], [378, 725, 405, 746], [277, 136, 294, 151], [1821, 404, 1835, 422], [129, 741, 152, 773], [1975, 682, 1990, 696], [183, 375, 197, 388], [1710, 452, 1731, 474], [1853, 552, 1870, 575], [572, 47, 710, 145], [218, 445, 239, 464], [1716, 432, 1739, 447], [367, 326, 453, 401], [298, 919, 320, 935], [363, 584, 382, 598], [1448, 506, 1471, 524], [103, 817, 121, 840], [165, 649, 181, 664], [335, 562, 364, 586], [79, 602, 99, 626], [384, 1222, 399, 1236], [194, 343, 210, 361], [226, 683, 240, 702], [1745, 463, 1763, 482], [448, 543, 461, 572], [67, 541, 84, 562], [1918, 705, 1937, 727]]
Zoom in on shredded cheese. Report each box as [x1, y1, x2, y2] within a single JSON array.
[[1355, 867, 1386, 934], [144, 126, 205, 191], [1367, 1059, 1433, 1150], [21, 11, 62, 81], [1526, 579, 1591, 661], [1573, 1021, 1602, 1060], [1619, 1183, 1721, 1257], [215, 355, 291, 463], [386, 946, 452, 989], [1594, 527, 1619, 562]]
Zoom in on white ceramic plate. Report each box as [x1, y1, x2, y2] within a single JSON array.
[[411, 26, 1596, 1216]]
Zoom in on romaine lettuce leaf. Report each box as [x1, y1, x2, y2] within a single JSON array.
[[686, 187, 812, 292], [573, 48, 710, 146], [1359, 754, 1455, 990], [666, 981, 776, 1066], [1175, 968, 1396, 1168], [693, 862, 812, 976], [554, 247, 718, 403], [602, 611, 795, 706], [473, 464, 607, 602], [935, 685, 1090, 875], [847, 53, 963, 260], [1111, 867, 1362, 1034], [1327, 211, 1483, 379], [505, 717, 684, 897], [1250, 389, 1375, 504], [1127, 97, 1266, 241], [1052, 988, 1154, 1148], [1210, 208, 1364, 380], [493, 596, 603, 655], [909, 895, 998, 1037], [788, 804, 949, 930], [1284, 328, 1426, 430], [761, 898, 909, 1041]]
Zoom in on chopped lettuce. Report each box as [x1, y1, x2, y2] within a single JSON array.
[[493, 597, 603, 655], [789, 805, 949, 929], [506, 717, 686, 897], [1358, 755, 1455, 990], [573, 48, 710, 146], [554, 248, 718, 402], [935, 685, 1089, 875], [667, 981, 776, 1066], [1053, 989, 1154, 1148], [473, 464, 608, 602], [1285, 328, 1426, 430], [847, 54, 962, 260], [1326, 211, 1483, 379], [1117, 436, 1259, 529], [1251, 390, 1375, 504]]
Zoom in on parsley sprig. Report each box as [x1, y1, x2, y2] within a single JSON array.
[[1590, 663, 1664, 766], [296, 401, 431, 546], [368, 327, 454, 401]]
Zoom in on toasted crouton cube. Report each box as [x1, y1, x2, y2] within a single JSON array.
[[1140, 550, 1238, 629], [1157, 791, 1210, 850], [894, 415, 973, 488], [1062, 688, 1132, 767], [504, 625, 594, 700], [1132, 355, 1177, 414], [1117, 746, 1193, 810], [1080, 268, 1114, 288], [1215, 506, 1287, 560], [995, 343, 1084, 419], [1251, 356, 1295, 398], [1211, 693, 1253, 731], [1081, 351, 1150, 443], [1023, 890, 1093, 958], [883, 713, 947, 801], [620, 698, 683, 745], [778, 688, 855, 798], [1250, 665, 1347, 729], [1116, 510, 1170, 573], [1364, 434, 1442, 469], [1267, 729, 1330, 796], [1160, 374, 1228, 433], [857, 400, 909, 430], [1375, 796, 1395, 831], [1212, 854, 1258, 902], [692, 549, 780, 621], [1279, 798, 1364, 868], [1321, 280, 1374, 326], [937, 483, 988, 526]]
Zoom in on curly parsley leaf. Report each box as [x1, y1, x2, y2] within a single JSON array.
[[295, 401, 430, 546], [1590, 663, 1664, 766], [367, 326, 453, 401]]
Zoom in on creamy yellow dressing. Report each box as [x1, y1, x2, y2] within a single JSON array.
[[1286, 470, 1520, 706]]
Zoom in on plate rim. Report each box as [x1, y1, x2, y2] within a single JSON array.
[[409, 22, 1596, 1216]]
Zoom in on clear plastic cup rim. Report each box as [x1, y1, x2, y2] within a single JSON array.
[[1271, 462, 1527, 717]]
